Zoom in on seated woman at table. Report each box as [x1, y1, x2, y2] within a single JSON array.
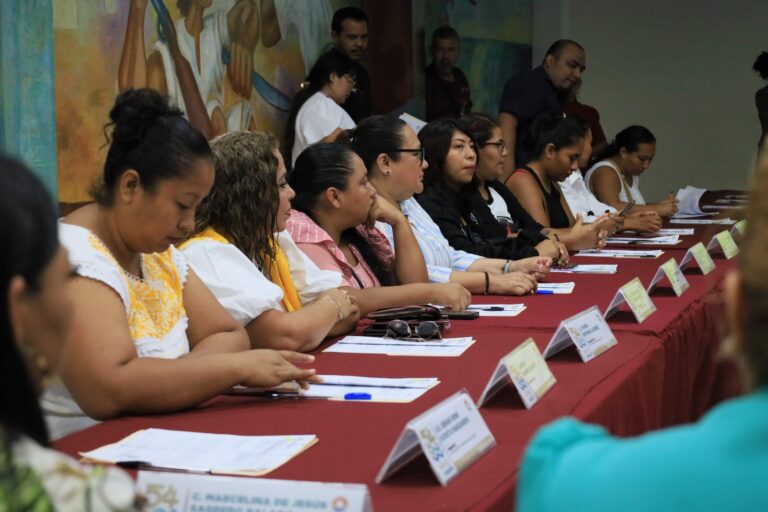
[[42, 89, 320, 440], [286, 51, 357, 167], [561, 125, 663, 233], [517, 161, 768, 512], [585, 125, 678, 217], [286, 143, 471, 312], [181, 131, 359, 352], [343, 115, 544, 295], [505, 113, 608, 249], [0, 156, 137, 509]]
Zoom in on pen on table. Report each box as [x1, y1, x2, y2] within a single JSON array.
[[344, 393, 372, 400], [468, 306, 505, 311], [535, 289, 554, 295]]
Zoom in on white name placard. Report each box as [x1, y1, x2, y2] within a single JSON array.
[[647, 258, 690, 297], [543, 305, 618, 362], [706, 230, 740, 259], [680, 242, 716, 274], [136, 472, 372, 512], [476, 338, 556, 409], [376, 389, 495, 486], [604, 277, 657, 323]]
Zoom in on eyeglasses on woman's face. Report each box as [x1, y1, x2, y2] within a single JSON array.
[[482, 140, 506, 151], [390, 147, 425, 164]]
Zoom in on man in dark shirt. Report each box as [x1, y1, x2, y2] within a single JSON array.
[[425, 26, 473, 121], [331, 7, 372, 122], [498, 39, 586, 179]]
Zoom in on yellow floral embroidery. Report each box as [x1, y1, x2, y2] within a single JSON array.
[[88, 236, 186, 341]]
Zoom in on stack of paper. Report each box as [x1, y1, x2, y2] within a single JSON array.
[[675, 186, 707, 215], [607, 235, 680, 245], [467, 304, 526, 316], [550, 264, 618, 274], [657, 228, 694, 236], [304, 375, 439, 402], [538, 282, 576, 294], [671, 212, 716, 219], [702, 204, 746, 211], [325, 336, 476, 357], [670, 218, 735, 225], [577, 249, 664, 258], [80, 429, 317, 476]]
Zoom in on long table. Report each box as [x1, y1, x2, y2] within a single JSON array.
[[54, 222, 741, 511]]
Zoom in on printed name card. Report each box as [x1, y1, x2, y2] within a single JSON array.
[[543, 305, 618, 362], [376, 389, 495, 486], [731, 219, 746, 237], [679, 242, 716, 275], [476, 338, 556, 409], [706, 230, 740, 259], [136, 472, 372, 512], [647, 258, 690, 297], [604, 277, 657, 323]]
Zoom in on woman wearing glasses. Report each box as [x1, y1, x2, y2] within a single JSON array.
[[285, 51, 358, 167], [343, 115, 546, 296], [286, 143, 471, 312]]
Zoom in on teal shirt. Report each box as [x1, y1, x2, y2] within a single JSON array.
[[518, 388, 768, 512]]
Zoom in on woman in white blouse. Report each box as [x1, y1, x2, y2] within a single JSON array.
[[182, 131, 359, 352], [285, 51, 357, 167]]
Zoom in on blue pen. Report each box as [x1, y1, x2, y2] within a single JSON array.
[[535, 289, 554, 295], [344, 392, 372, 400]]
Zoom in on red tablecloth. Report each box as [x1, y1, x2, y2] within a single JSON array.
[[53, 230, 742, 511]]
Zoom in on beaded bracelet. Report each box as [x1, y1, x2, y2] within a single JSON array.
[[483, 272, 490, 295]]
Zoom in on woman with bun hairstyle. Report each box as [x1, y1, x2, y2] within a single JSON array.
[[343, 115, 545, 296], [287, 143, 472, 312], [42, 89, 319, 439], [585, 125, 679, 217], [182, 131, 359, 353], [0, 156, 138, 510]]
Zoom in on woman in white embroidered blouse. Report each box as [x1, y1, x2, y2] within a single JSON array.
[[43, 89, 320, 440], [182, 131, 359, 352]]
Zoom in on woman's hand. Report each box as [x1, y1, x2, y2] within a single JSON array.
[[624, 211, 662, 232], [489, 271, 538, 295], [319, 288, 359, 321], [655, 195, 679, 217], [237, 350, 322, 390], [428, 283, 471, 310], [510, 256, 552, 279], [536, 238, 569, 266], [367, 195, 406, 228], [568, 214, 606, 250]]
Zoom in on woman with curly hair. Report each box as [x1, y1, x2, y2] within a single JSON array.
[[182, 131, 359, 352]]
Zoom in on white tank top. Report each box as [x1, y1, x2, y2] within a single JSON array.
[[584, 159, 646, 205]]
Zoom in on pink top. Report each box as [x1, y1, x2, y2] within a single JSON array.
[[286, 210, 395, 289]]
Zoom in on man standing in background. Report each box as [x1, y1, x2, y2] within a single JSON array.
[[331, 7, 372, 122], [425, 26, 473, 121]]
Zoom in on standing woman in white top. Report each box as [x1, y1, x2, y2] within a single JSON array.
[[286, 51, 357, 166], [43, 89, 319, 439], [585, 125, 678, 217], [182, 131, 359, 352]]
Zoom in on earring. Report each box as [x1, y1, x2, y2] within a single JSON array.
[[385, 171, 391, 176], [19, 343, 52, 391]]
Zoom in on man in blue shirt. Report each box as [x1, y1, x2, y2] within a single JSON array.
[[498, 40, 586, 179]]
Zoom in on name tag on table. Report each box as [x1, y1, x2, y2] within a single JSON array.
[[476, 338, 556, 409], [731, 219, 746, 237], [604, 277, 657, 323], [376, 390, 495, 487], [543, 305, 617, 362], [136, 472, 372, 512], [680, 242, 716, 274], [706, 230, 740, 259], [647, 258, 690, 297]]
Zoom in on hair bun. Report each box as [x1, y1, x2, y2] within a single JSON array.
[[109, 88, 183, 145]]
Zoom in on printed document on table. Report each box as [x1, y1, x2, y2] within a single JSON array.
[[577, 249, 664, 258], [606, 235, 680, 245], [670, 218, 735, 225], [304, 376, 439, 402], [325, 336, 476, 357], [657, 228, 694, 236], [538, 282, 575, 294], [550, 264, 618, 274], [80, 429, 317, 476], [467, 304, 526, 316], [675, 186, 707, 215], [671, 212, 716, 219]]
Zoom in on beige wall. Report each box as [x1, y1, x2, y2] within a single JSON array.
[[534, 0, 767, 200]]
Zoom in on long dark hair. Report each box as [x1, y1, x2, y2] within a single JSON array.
[[592, 125, 656, 163], [284, 51, 357, 164], [93, 88, 212, 205], [289, 143, 394, 286], [419, 117, 480, 193], [339, 115, 408, 172], [0, 156, 59, 447], [525, 113, 588, 160]]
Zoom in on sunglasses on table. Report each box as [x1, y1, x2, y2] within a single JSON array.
[[385, 319, 446, 341]]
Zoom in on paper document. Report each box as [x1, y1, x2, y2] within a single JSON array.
[[607, 235, 680, 245], [715, 198, 748, 204], [577, 249, 664, 259], [670, 218, 735, 225], [538, 282, 575, 294], [325, 336, 475, 357], [675, 186, 707, 215], [80, 429, 317, 476], [467, 304, 526, 316], [702, 204, 745, 211], [657, 228, 694, 236], [303, 375, 439, 402], [551, 264, 618, 274], [398, 113, 427, 133]]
